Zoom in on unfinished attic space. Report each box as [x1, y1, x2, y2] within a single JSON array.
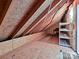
[[0, 0, 78, 59]]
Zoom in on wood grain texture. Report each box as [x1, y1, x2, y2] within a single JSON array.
[[0, 0, 36, 41], [11, 0, 45, 38], [20, 0, 60, 36], [0, 41, 60, 59], [0, 32, 46, 56], [45, 3, 69, 29], [24, 0, 68, 35], [45, 3, 70, 35], [0, 41, 76, 59], [13, 0, 56, 38], [0, 0, 12, 25]]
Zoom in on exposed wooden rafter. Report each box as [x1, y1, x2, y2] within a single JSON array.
[[13, 0, 55, 38]]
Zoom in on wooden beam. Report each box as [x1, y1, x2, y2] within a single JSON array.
[[44, 2, 70, 31], [13, 0, 55, 38], [0, 0, 12, 25], [21, 0, 60, 35], [23, 0, 68, 35], [9, 0, 45, 39], [0, 0, 40, 41]]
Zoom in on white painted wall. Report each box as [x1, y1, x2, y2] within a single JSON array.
[[77, 5, 79, 54]]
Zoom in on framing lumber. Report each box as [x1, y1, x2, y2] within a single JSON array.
[[13, 0, 55, 38], [0, 0, 42, 41], [23, 0, 68, 35]]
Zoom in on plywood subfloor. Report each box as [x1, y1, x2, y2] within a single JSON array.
[[0, 41, 60, 59], [0, 40, 76, 59]]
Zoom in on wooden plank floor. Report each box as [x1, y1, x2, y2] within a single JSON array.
[[0, 41, 60, 59], [0, 40, 76, 59], [0, 32, 76, 59], [0, 32, 46, 56]]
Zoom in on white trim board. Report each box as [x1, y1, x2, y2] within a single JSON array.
[[77, 5, 79, 54]]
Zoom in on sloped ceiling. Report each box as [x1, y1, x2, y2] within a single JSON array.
[[0, 0, 74, 41], [0, 0, 12, 25], [0, 0, 44, 41]]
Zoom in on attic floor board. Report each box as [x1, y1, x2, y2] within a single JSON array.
[[0, 41, 60, 59], [0, 41, 76, 59], [0, 32, 46, 56]]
